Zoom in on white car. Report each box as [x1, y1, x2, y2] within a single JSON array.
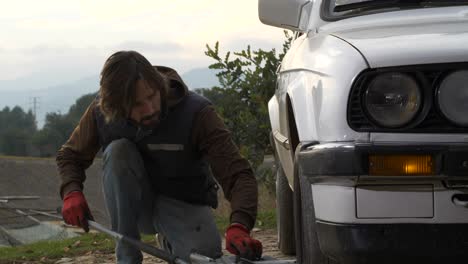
[[258, 1, 468, 263]]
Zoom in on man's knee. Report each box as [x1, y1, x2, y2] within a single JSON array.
[[103, 138, 140, 163], [169, 228, 222, 261], [101, 139, 154, 231], [190, 230, 222, 259], [102, 138, 147, 187], [153, 197, 222, 260]]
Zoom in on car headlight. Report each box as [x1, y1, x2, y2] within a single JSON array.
[[437, 70, 468, 126], [364, 72, 422, 128]]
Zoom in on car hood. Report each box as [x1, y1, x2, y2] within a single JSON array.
[[321, 7, 468, 68]]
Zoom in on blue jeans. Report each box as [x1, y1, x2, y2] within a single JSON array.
[[102, 139, 222, 264]]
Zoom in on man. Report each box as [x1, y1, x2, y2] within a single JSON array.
[[56, 50, 262, 264]]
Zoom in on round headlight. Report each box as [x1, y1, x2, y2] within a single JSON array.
[[437, 70, 468, 126], [364, 72, 422, 128]]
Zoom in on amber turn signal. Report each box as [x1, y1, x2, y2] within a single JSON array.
[[369, 154, 434, 176]]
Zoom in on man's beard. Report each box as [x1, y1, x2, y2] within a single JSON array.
[[139, 112, 160, 128]]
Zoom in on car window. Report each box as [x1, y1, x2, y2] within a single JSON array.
[[322, 0, 468, 21]]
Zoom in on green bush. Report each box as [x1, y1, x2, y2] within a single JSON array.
[[201, 32, 292, 174]]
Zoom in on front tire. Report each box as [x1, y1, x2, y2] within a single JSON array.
[[294, 147, 328, 264], [276, 163, 296, 254]]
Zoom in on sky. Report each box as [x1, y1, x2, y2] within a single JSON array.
[[0, 0, 286, 87]]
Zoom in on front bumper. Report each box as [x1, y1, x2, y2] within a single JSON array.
[[298, 142, 468, 180], [297, 142, 468, 262], [317, 221, 468, 263]]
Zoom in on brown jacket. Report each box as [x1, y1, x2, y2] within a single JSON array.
[[56, 66, 258, 229]]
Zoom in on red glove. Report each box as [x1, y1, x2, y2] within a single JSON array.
[[62, 191, 94, 232], [225, 223, 263, 260]]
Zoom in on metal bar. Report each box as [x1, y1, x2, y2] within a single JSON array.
[[14, 209, 41, 224], [0, 206, 58, 212], [247, 260, 296, 264], [28, 209, 296, 264], [0, 213, 45, 221], [0, 206, 23, 247], [28, 209, 62, 220], [0, 201, 42, 224], [29, 209, 187, 264], [119, 233, 187, 264], [190, 253, 216, 263], [0, 225, 21, 246], [88, 220, 185, 264], [0, 196, 40, 200], [214, 255, 296, 264], [0, 200, 8, 203]]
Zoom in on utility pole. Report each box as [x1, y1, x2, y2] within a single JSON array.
[[29, 97, 40, 126], [32, 97, 39, 117]]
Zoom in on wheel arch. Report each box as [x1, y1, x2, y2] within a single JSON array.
[[286, 94, 300, 160]]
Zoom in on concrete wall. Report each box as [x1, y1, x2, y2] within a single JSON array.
[[0, 156, 109, 228]]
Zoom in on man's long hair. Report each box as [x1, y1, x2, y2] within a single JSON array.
[[99, 50, 168, 123]]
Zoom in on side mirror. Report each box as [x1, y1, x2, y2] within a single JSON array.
[[258, 0, 313, 32]]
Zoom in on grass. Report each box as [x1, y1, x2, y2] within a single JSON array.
[[0, 210, 278, 262], [255, 209, 277, 230], [0, 232, 114, 263], [0, 183, 277, 263], [0, 155, 54, 161], [0, 209, 276, 263], [0, 232, 159, 263], [214, 208, 276, 233], [0, 155, 103, 162]]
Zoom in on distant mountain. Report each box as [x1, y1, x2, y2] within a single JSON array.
[[0, 66, 219, 129], [181, 67, 219, 89], [0, 76, 100, 128], [0, 71, 94, 91]]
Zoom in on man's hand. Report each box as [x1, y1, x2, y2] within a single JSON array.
[[61, 191, 94, 232], [225, 223, 262, 260]]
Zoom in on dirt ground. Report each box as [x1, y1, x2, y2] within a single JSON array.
[[50, 228, 293, 264], [0, 156, 285, 264]]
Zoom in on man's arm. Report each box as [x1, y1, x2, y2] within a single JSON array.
[[56, 100, 101, 198], [192, 105, 258, 230]]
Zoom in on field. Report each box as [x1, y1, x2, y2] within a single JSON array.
[[0, 156, 288, 263]]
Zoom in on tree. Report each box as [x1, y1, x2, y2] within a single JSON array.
[[0, 106, 37, 156], [32, 92, 97, 156], [203, 31, 292, 170], [0, 93, 96, 157], [67, 93, 97, 125]]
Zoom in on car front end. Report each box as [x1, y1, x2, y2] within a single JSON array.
[[260, 0, 468, 263], [299, 9, 468, 263]]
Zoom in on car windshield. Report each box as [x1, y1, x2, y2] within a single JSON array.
[[322, 0, 468, 21]]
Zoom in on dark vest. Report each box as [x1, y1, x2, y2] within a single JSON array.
[[94, 92, 218, 208]]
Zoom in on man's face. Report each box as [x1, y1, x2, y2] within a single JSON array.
[[129, 79, 161, 126]]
